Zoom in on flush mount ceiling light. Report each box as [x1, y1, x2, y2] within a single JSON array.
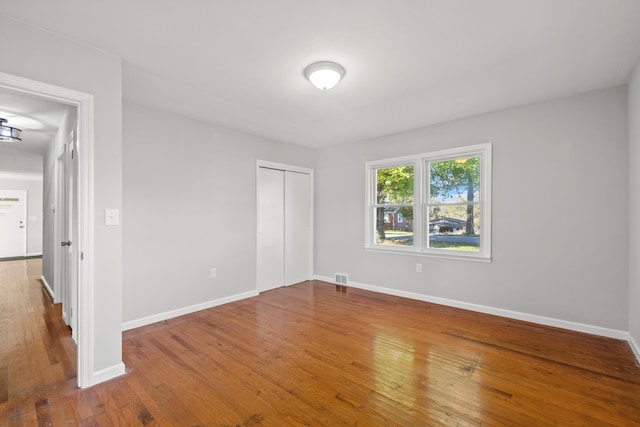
[[0, 118, 22, 143], [304, 61, 345, 90]]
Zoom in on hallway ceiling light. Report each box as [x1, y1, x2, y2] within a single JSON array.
[[0, 118, 22, 143], [304, 61, 345, 90]]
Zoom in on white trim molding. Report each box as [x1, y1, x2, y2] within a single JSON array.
[[313, 275, 631, 341], [122, 290, 259, 331], [92, 363, 126, 385], [629, 335, 640, 364], [256, 160, 313, 175], [40, 275, 54, 300]]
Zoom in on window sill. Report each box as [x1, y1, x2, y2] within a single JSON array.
[[364, 246, 492, 263]]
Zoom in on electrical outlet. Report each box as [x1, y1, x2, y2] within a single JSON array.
[[416, 263, 422, 273], [210, 268, 217, 278]]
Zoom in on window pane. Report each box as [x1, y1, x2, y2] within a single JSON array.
[[427, 205, 480, 252], [375, 206, 414, 246], [377, 166, 414, 204], [429, 157, 480, 203]]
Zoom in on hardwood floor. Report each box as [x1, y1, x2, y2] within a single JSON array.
[[1, 258, 640, 426], [0, 258, 77, 426]]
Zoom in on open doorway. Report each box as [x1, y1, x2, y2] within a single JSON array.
[[0, 71, 95, 388]]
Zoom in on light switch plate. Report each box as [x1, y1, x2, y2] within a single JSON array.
[[105, 209, 119, 226]]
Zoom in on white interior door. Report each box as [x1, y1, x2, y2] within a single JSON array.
[[0, 190, 27, 258], [284, 171, 311, 286], [256, 164, 312, 292], [55, 151, 67, 306], [66, 132, 79, 340], [257, 167, 285, 292], [57, 131, 79, 341]]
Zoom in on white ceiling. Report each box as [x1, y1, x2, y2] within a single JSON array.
[[1, 1, 640, 150], [0, 89, 70, 156]]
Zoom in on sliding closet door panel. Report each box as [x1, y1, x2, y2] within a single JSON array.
[[257, 167, 285, 292], [284, 171, 311, 286]]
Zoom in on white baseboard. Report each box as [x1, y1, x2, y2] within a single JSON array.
[[90, 362, 126, 387], [629, 334, 640, 364], [40, 275, 54, 299], [122, 290, 259, 331], [313, 275, 630, 341], [26, 252, 43, 257]]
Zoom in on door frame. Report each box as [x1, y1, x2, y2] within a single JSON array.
[[256, 160, 314, 290], [0, 71, 96, 388]]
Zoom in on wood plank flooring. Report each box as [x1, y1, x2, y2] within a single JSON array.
[[1, 258, 640, 426]]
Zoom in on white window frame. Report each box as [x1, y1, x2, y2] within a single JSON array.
[[365, 143, 492, 262]]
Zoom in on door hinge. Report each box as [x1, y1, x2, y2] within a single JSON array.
[[80, 251, 84, 261]]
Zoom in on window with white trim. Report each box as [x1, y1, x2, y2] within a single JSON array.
[[365, 143, 492, 261]]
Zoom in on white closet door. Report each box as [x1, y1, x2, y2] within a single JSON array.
[[257, 165, 312, 292], [284, 171, 311, 286], [256, 167, 285, 292]]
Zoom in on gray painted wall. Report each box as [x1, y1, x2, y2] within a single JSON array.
[[629, 63, 640, 348], [0, 151, 44, 256], [0, 15, 123, 374], [315, 86, 629, 331], [0, 149, 42, 177], [122, 102, 316, 323]]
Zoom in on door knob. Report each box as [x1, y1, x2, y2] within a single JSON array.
[[61, 241, 72, 247]]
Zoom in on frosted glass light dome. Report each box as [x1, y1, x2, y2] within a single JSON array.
[[0, 118, 22, 143], [304, 61, 345, 90]]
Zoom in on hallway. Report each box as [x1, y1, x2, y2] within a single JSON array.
[[0, 258, 76, 421]]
